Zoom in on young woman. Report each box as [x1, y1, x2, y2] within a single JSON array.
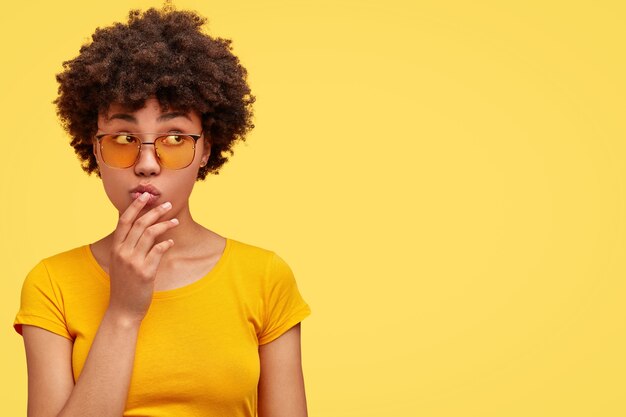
[[13, 6, 311, 417]]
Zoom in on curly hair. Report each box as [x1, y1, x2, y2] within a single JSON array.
[[54, 5, 255, 180]]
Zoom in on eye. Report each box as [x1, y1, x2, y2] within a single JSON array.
[[160, 135, 186, 146], [112, 134, 137, 145]]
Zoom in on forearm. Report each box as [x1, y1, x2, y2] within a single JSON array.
[[57, 310, 141, 417]]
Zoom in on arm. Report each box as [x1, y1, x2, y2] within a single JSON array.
[[258, 322, 308, 417], [22, 326, 73, 417], [23, 312, 141, 417], [58, 311, 141, 417], [21, 193, 178, 417]]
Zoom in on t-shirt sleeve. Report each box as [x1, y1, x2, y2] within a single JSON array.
[[258, 252, 312, 345], [13, 260, 72, 340]]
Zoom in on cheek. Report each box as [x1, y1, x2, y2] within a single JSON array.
[[168, 173, 198, 203], [99, 172, 131, 212]]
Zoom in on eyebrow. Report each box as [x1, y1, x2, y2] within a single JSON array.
[[106, 111, 192, 123]]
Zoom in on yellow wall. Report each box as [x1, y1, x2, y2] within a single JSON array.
[[1, 1, 625, 415]]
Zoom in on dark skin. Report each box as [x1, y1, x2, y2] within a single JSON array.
[[21, 99, 308, 417], [54, 7, 255, 181]]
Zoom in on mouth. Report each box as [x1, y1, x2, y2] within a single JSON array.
[[130, 191, 160, 205], [130, 184, 161, 205]]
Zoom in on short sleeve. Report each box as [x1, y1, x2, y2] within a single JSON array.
[[13, 260, 72, 340], [258, 253, 312, 345]]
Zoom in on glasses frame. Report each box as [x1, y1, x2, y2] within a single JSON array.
[[94, 132, 203, 170]]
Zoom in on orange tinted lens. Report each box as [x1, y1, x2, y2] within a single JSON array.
[[155, 135, 196, 169], [100, 135, 140, 168]]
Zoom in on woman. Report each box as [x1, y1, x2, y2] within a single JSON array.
[[13, 6, 311, 417]]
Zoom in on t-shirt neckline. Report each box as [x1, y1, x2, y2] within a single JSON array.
[[83, 237, 233, 300]]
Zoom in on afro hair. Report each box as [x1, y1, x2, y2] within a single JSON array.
[[54, 5, 255, 180]]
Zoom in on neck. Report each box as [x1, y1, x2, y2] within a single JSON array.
[[152, 202, 204, 252]]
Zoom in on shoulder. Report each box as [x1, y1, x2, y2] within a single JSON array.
[[39, 245, 89, 268], [15, 245, 92, 339], [225, 238, 294, 281], [226, 238, 281, 267], [39, 245, 92, 274], [24, 244, 96, 288], [227, 238, 275, 259]]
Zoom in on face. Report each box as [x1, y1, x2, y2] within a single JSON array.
[[93, 97, 210, 218]]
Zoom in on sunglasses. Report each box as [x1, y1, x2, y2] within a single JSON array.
[[94, 132, 203, 170]]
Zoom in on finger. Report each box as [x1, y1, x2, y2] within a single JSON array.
[[133, 218, 179, 258], [112, 192, 151, 246], [123, 201, 173, 249], [142, 239, 175, 278]]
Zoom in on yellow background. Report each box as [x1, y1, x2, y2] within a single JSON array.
[[1, 0, 625, 415]]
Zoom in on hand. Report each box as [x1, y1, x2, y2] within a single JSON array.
[[106, 192, 179, 323]]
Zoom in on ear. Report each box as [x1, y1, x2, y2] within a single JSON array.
[[200, 136, 211, 167]]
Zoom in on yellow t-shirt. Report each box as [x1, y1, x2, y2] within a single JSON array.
[[14, 237, 311, 416]]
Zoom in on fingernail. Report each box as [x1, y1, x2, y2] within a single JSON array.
[[139, 192, 150, 202], [170, 218, 179, 225], [161, 202, 172, 209]]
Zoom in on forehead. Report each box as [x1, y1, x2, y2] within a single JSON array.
[[103, 100, 186, 117], [98, 98, 200, 124]]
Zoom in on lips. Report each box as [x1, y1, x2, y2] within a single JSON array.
[[130, 184, 161, 205]]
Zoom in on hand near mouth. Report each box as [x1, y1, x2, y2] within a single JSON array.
[[107, 191, 179, 323], [130, 184, 161, 205]]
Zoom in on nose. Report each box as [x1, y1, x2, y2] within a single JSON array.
[[134, 142, 161, 176]]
